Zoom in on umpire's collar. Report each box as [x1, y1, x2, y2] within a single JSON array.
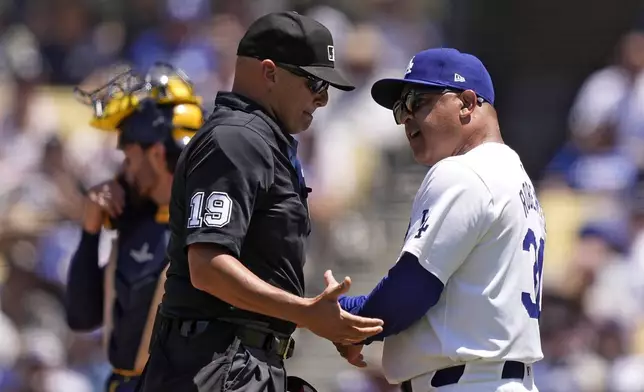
[[214, 91, 298, 152]]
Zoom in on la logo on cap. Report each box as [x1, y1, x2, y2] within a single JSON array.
[[405, 56, 415, 75], [327, 45, 335, 62]]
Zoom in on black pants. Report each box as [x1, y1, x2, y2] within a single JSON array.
[[135, 315, 287, 392]]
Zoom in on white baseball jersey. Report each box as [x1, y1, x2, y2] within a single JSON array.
[[382, 142, 545, 384]]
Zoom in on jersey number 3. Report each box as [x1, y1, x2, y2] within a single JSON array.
[[188, 191, 232, 228], [522, 228, 544, 319]]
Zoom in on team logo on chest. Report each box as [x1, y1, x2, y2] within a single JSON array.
[[130, 242, 154, 263]]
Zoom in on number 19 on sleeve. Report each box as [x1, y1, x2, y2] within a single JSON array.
[[187, 191, 232, 229]]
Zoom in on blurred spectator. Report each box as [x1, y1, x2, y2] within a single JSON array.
[[12, 136, 85, 225], [532, 290, 588, 392], [128, 0, 218, 99], [568, 29, 644, 159], [0, 310, 20, 387], [34, 0, 122, 85], [368, 0, 443, 70], [0, 24, 56, 154], [548, 29, 644, 197], [206, 12, 246, 102]]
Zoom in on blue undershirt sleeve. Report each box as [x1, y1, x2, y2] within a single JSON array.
[[65, 230, 105, 331], [338, 251, 444, 344]]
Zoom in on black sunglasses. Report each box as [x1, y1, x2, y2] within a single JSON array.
[[275, 62, 329, 94], [392, 88, 484, 125]]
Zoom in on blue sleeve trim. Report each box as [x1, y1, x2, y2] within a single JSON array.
[[338, 252, 444, 344]]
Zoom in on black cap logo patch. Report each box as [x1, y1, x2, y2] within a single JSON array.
[[327, 45, 335, 62]]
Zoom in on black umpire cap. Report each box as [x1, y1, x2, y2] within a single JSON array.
[[237, 11, 355, 91]]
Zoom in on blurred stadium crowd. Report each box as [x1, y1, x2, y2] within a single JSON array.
[[0, 0, 644, 391]]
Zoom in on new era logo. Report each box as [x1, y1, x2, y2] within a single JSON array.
[[327, 45, 335, 62], [454, 73, 466, 82]]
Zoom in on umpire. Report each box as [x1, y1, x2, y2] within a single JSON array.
[[136, 11, 384, 392]]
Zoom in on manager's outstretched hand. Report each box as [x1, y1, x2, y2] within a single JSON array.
[[297, 271, 383, 345], [334, 342, 367, 368]]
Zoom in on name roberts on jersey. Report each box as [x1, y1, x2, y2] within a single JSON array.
[[519, 165, 546, 234]]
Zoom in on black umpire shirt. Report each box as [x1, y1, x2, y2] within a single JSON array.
[[161, 92, 310, 335]]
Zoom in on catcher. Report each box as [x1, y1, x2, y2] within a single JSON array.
[[64, 63, 204, 392]]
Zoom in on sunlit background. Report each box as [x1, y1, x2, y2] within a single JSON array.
[[1, 0, 644, 391]]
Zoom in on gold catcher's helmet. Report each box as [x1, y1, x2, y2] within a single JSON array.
[[74, 62, 204, 149]]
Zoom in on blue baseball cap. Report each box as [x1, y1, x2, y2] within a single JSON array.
[[371, 48, 495, 110], [118, 99, 174, 147]]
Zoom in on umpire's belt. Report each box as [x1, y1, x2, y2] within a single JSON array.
[[173, 318, 295, 360], [235, 325, 295, 360], [400, 360, 526, 390]]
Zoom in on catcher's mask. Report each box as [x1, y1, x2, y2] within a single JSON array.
[[74, 62, 204, 151], [286, 376, 318, 392]]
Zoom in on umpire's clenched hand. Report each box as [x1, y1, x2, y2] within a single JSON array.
[[83, 180, 126, 233], [298, 270, 383, 345]]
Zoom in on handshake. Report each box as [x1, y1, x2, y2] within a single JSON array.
[[296, 270, 382, 368]]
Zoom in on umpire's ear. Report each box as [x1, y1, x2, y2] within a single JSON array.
[[286, 376, 318, 392]]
